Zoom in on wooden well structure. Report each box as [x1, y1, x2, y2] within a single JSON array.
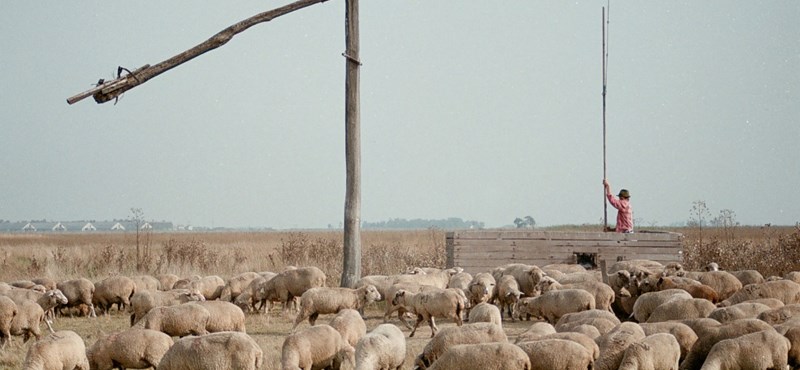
[[446, 230, 683, 274]]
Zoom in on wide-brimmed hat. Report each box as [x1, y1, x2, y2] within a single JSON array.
[[618, 189, 630, 199]]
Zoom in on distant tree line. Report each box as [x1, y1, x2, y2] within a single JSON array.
[[362, 217, 484, 230]]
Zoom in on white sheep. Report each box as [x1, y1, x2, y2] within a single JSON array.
[[718, 279, 800, 307], [555, 316, 618, 337], [414, 322, 507, 369], [467, 302, 502, 328], [258, 266, 327, 315], [92, 275, 137, 314], [555, 271, 603, 284], [707, 301, 772, 323], [394, 268, 461, 290], [681, 270, 743, 302], [700, 329, 790, 370], [646, 297, 716, 323], [514, 288, 595, 324], [784, 326, 800, 368], [639, 321, 699, 363], [757, 303, 800, 325], [496, 275, 524, 321], [491, 263, 545, 296], [189, 275, 226, 300], [281, 324, 354, 370], [514, 321, 556, 343], [391, 288, 465, 338], [22, 330, 89, 370], [158, 331, 263, 370], [556, 308, 620, 326], [594, 321, 647, 370], [466, 272, 496, 309], [3, 288, 67, 333], [220, 271, 260, 302], [447, 272, 473, 293], [679, 318, 774, 370], [382, 282, 441, 329], [56, 278, 96, 317], [329, 308, 367, 348], [516, 339, 593, 370], [130, 275, 160, 292], [292, 285, 380, 330], [617, 333, 681, 370], [426, 343, 530, 370], [194, 300, 246, 332], [631, 289, 693, 322], [31, 278, 57, 291], [129, 288, 205, 325], [538, 276, 615, 312], [87, 328, 174, 370], [531, 331, 600, 361], [10, 299, 46, 343], [156, 273, 180, 291], [355, 274, 397, 304], [656, 276, 720, 303], [728, 269, 765, 286], [0, 295, 17, 349], [132, 303, 210, 337], [354, 323, 406, 370]]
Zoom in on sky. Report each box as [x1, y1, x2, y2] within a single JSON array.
[[1, 1, 798, 229]]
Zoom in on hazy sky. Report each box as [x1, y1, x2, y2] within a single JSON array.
[[1, 1, 798, 229]]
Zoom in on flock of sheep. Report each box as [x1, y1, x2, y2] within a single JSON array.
[[2, 259, 800, 369]]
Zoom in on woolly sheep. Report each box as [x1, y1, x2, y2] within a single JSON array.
[[447, 272, 473, 293], [87, 328, 174, 370], [514, 322, 556, 343], [656, 276, 720, 303], [536, 331, 600, 361], [554, 271, 603, 284], [496, 275, 524, 321], [679, 318, 774, 370], [514, 288, 595, 324], [3, 288, 68, 332], [31, 278, 57, 291], [639, 321, 699, 363], [594, 321, 646, 370], [516, 339, 593, 370], [189, 275, 225, 300], [220, 271, 260, 302], [129, 289, 206, 325], [681, 270, 743, 301], [538, 276, 615, 312], [0, 296, 17, 349], [10, 299, 46, 342], [414, 322, 507, 370], [156, 273, 180, 291], [758, 303, 800, 325], [392, 288, 465, 338], [542, 263, 587, 274], [92, 275, 137, 314], [631, 289, 693, 322], [10, 280, 37, 289], [785, 326, 800, 369], [132, 303, 210, 337], [728, 269, 765, 286], [292, 285, 380, 330], [646, 297, 716, 323], [22, 330, 89, 370], [130, 275, 160, 292], [394, 268, 460, 290], [785, 271, 800, 284], [491, 263, 545, 296], [466, 272, 496, 309], [568, 324, 602, 339], [555, 316, 618, 336], [354, 323, 406, 370], [700, 329, 789, 370], [355, 275, 398, 303], [707, 302, 772, 323], [744, 297, 785, 309], [427, 343, 530, 370], [56, 278, 96, 317], [618, 333, 681, 370], [234, 290, 255, 313], [194, 300, 246, 332], [172, 275, 201, 290], [329, 309, 367, 348], [383, 283, 444, 329], [281, 324, 354, 370], [717, 279, 800, 307], [241, 275, 271, 312], [158, 331, 263, 370], [258, 266, 327, 314], [467, 302, 502, 328]]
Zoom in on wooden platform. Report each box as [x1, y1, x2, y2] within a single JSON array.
[[445, 230, 683, 274]]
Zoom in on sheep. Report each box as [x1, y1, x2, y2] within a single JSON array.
[[172, 275, 201, 290], [514, 288, 595, 324], [158, 331, 263, 370], [414, 322, 508, 370], [394, 268, 460, 290], [92, 275, 137, 314], [566, 324, 602, 339], [707, 302, 772, 323], [618, 333, 681, 370], [10, 280, 37, 289], [391, 288, 465, 338], [717, 279, 800, 307], [555, 316, 618, 337], [86, 328, 174, 370], [514, 322, 556, 343], [657, 276, 720, 303], [130, 275, 160, 292], [129, 288, 205, 325], [355, 275, 398, 303], [646, 298, 717, 323], [194, 300, 246, 332], [0, 296, 17, 349], [0, 282, 11, 294], [466, 272, 496, 309], [10, 299, 46, 342], [281, 324, 354, 370], [554, 271, 603, 284], [234, 290, 255, 313], [515, 339, 593, 370], [679, 318, 774, 370], [258, 266, 327, 314], [329, 308, 367, 348], [491, 263, 545, 296], [496, 275, 524, 320], [606, 269, 639, 317], [543, 263, 587, 274], [535, 331, 600, 361], [219, 271, 260, 302], [728, 269, 766, 286], [56, 278, 96, 317], [22, 330, 89, 370], [292, 285, 381, 330], [631, 289, 693, 322], [189, 275, 225, 300], [3, 288, 68, 332], [785, 271, 800, 284], [31, 278, 57, 291], [354, 323, 406, 370], [426, 342, 530, 370], [785, 326, 800, 369], [745, 297, 785, 309], [700, 329, 790, 370], [467, 302, 502, 327], [382, 283, 442, 328], [639, 321, 699, 363], [240, 275, 271, 312], [132, 303, 210, 337], [594, 321, 646, 370], [447, 271, 473, 293], [156, 273, 180, 291], [538, 276, 615, 312], [757, 303, 800, 325], [681, 270, 743, 301]]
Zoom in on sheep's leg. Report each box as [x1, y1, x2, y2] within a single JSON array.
[[397, 308, 413, 329], [89, 303, 97, 318], [429, 316, 438, 338], [291, 311, 308, 332], [409, 314, 424, 338], [308, 312, 319, 326], [45, 318, 55, 334]]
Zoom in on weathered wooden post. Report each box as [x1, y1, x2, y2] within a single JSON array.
[[340, 0, 361, 288]]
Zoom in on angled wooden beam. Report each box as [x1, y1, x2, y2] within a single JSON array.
[[67, 0, 329, 105]]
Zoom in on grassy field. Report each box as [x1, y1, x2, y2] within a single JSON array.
[[0, 225, 798, 368]]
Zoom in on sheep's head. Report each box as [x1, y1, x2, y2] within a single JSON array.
[[31, 285, 47, 293], [537, 276, 558, 293], [362, 285, 381, 303], [185, 289, 206, 302], [47, 289, 69, 305], [704, 262, 720, 272], [392, 290, 407, 306]]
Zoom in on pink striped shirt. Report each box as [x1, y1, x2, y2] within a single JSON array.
[[606, 193, 633, 233]]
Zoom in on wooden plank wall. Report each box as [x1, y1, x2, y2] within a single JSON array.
[[446, 230, 683, 274]]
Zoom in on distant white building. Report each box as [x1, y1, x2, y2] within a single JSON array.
[[111, 222, 126, 231], [22, 223, 36, 232], [52, 222, 66, 231], [140, 222, 152, 230], [82, 222, 96, 231]]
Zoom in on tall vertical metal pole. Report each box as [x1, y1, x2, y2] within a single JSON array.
[[602, 7, 608, 231], [341, 0, 361, 287]]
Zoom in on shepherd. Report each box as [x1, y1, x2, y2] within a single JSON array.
[[603, 179, 633, 233]]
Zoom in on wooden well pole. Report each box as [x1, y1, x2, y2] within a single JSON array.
[[341, 0, 361, 288]]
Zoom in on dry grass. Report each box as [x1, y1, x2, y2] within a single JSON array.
[[0, 225, 799, 369]]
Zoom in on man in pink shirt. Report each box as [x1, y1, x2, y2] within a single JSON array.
[[603, 179, 633, 233]]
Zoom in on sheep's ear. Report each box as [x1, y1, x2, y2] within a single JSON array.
[[657, 277, 664, 285]]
